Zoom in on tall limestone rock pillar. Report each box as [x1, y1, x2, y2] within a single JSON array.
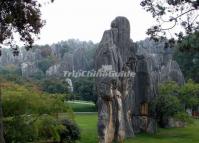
[[95, 17, 136, 143]]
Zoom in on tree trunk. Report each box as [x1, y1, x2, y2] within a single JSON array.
[[0, 82, 5, 143]]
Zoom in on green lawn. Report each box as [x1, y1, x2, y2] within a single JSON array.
[[67, 101, 97, 112], [75, 113, 199, 143]]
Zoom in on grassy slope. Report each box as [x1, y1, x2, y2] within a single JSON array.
[[75, 114, 199, 143]]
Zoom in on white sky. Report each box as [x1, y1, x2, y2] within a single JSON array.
[[35, 0, 157, 45]]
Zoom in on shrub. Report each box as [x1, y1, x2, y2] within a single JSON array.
[[174, 112, 194, 124], [60, 119, 81, 143], [150, 94, 183, 127], [4, 116, 37, 143], [2, 81, 79, 143], [4, 115, 80, 143], [41, 78, 69, 94], [34, 115, 65, 142]]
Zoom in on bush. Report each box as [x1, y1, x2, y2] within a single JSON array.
[[60, 119, 81, 143], [2, 81, 80, 143], [174, 112, 194, 124], [150, 94, 182, 127], [41, 78, 69, 94], [179, 79, 199, 109], [34, 115, 65, 142], [4, 116, 37, 143], [4, 115, 80, 143], [2, 82, 73, 117]]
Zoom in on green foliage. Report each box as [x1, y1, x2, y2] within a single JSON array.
[[151, 93, 182, 118], [174, 112, 194, 124], [4, 115, 80, 143], [2, 82, 72, 117], [0, 65, 22, 82], [4, 116, 37, 143], [176, 32, 199, 52], [38, 56, 57, 73], [29, 70, 45, 80], [73, 77, 97, 103], [41, 78, 69, 94], [174, 33, 199, 82], [159, 81, 179, 96], [0, 0, 45, 51], [158, 81, 199, 110], [140, 0, 199, 51], [178, 80, 199, 108], [174, 51, 199, 82], [2, 81, 80, 143], [150, 82, 183, 126], [34, 115, 65, 142], [152, 81, 199, 126], [60, 119, 81, 143]]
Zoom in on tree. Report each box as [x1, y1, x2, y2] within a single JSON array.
[[0, 0, 45, 55], [0, 0, 53, 142], [174, 32, 199, 82], [140, 0, 199, 51], [38, 56, 56, 73], [41, 78, 69, 94], [151, 82, 182, 127], [73, 77, 97, 103], [179, 79, 199, 109]]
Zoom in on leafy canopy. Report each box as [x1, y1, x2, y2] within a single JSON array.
[[141, 0, 199, 51]]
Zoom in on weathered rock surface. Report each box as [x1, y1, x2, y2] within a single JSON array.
[[95, 17, 136, 143], [21, 62, 41, 77], [65, 78, 73, 93], [73, 48, 88, 71], [0, 40, 96, 77], [163, 117, 186, 128], [95, 17, 185, 143], [136, 39, 185, 85]]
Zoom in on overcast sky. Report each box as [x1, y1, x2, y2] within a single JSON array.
[[36, 0, 157, 45]]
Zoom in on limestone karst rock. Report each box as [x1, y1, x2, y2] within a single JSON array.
[[95, 17, 136, 143], [0, 40, 95, 77], [46, 64, 61, 76], [95, 17, 185, 142], [65, 78, 73, 93], [73, 48, 88, 71], [21, 62, 41, 77], [136, 38, 185, 85]]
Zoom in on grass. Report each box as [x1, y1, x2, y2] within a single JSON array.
[[74, 113, 199, 143], [75, 113, 98, 143], [67, 101, 97, 112]]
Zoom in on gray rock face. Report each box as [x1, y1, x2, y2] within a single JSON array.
[[160, 60, 184, 84], [65, 78, 73, 93], [136, 39, 185, 85], [73, 48, 88, 71], [133, 39, 184, 133], [95, 17, 136, 143], [46, 64, 61, 76], [21, 62, 40, 77], [163, 117, 186, 128], [95, 17, 185, 142], [62, 53, 74, 72], [0, 40, 95, 78], [132, 116, 157, 134]]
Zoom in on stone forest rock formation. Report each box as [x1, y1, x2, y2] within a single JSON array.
[[95, 17, 136, 143], [95, 17, 185, 143], [0, 40, 96, 77]]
